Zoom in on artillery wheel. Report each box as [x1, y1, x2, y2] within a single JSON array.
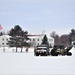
[[67, 52, 72, 56]]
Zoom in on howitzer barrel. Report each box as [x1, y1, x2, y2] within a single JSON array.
[[65, 46, 73, 53]]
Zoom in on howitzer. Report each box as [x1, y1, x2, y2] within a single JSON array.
[[51, 45, 73, 56], [64, 46, 73, 56]]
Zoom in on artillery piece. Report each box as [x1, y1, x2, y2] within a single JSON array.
[[51, 45, 73, 56]]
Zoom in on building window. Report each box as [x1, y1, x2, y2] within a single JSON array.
[[33, 39, 35, 41], [38, 39, 39, 41], [2, 43, 4, 45], [6, 43, 8, 45], [38, 43, 39, 45], [30, 43, 31, 45], [49, 39, 53, 41], [2, 39, 4, 41], [6, 39, 8, 41], [41, 39, 43, 41]]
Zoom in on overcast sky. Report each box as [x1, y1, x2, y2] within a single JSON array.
[[0, 0, 75, 35]]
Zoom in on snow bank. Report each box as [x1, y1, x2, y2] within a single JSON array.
[[0, 47, 75, 74]]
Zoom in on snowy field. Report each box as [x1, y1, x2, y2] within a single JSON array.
[[0, 47, 75, 75]]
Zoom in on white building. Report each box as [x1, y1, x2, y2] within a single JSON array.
[[28, 34, 54, 47], [0, 35, 11, 47], [0, 34, 54, 47]]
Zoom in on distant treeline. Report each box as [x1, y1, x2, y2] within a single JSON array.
[[50, 29, 75, 47], [0, 25, 75, 47]]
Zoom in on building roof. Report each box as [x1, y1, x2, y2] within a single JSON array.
[[28, 36, 40, 39], [27, 34, 42, 36], [0, 35, 11, 38], [28, 34, 54, 40]]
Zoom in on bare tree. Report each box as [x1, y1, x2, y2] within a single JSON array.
[[59, 35, 70, 47], [50, 31, 57, 38], [54, 35, 60, 45]]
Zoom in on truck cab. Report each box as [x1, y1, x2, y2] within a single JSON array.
[[34, 44, 49, 56]]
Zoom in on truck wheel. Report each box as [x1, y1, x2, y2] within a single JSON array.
[[40, 53, 44, 56], [44, 53, 47, 56], [34, 53, 35, 56], [51, 51, 54, 56], [51, 52, 58, 56], [35, 53, 39, 56], [51, 53, 55, 56], [54, 53, 58, 56], [36, 55, 39, 56], [67, 52, 72, 56], [40, 54, 42, 56]]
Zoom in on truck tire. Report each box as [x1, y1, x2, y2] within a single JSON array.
[[67, 52, 72, 56], [44, 53, 47, 56], [35, 53, 39, 56], [55, 52, 58, 56]]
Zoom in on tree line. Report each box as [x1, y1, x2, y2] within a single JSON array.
[[50, 29, 75, 47], [0, 25, 75, 48]]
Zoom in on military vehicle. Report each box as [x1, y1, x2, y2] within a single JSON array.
[[51, 45, 72, 56], [34, 44, 50, 56]]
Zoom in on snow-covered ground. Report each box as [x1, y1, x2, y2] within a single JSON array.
[[0, 47, 75, 74]]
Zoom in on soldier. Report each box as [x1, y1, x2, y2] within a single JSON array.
[[34, 46, 36, 56], [12, 49, 15, 53], [26, 47, 28, 53], [3, 46, 5, 53]]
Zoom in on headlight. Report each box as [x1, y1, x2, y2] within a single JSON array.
[[41, 50, 47, 52]]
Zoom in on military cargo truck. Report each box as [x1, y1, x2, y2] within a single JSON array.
[[34, 44, 50, 56]]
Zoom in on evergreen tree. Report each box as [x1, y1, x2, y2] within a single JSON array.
[[0, 32, 3, 36], [54, 35, 60, 45], [42, 35, 49, 46], [50, 31, 57, 38], [69, 29, 75, 45], [8, 25, 30, 52]]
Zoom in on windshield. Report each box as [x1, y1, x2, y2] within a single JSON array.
[[37, 47, 47, 50]]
